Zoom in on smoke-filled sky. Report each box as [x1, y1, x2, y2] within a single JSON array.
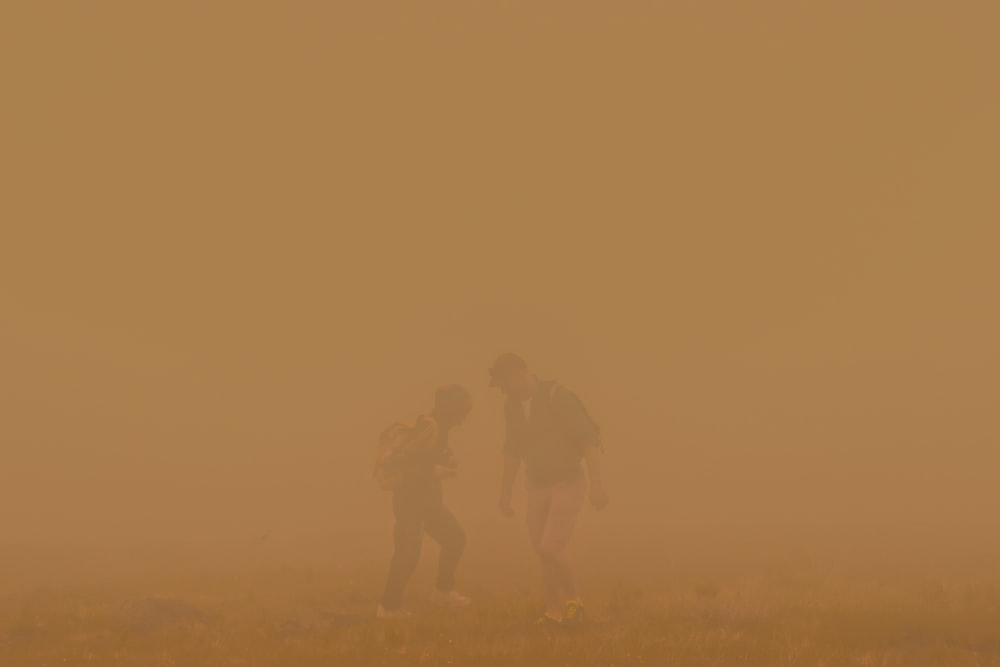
[[2, 2, 997, 580]]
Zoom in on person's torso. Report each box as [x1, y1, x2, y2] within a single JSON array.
[[507, 381, 584, 487], [394, 418, 451, 495]]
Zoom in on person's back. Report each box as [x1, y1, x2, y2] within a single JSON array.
[[503, 379, 599, 489]]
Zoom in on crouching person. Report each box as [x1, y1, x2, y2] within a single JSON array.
[[374, 385, 474, 619]]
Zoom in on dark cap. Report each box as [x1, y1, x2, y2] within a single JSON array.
[[489, 353, 528, 387]]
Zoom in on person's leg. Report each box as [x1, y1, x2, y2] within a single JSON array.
[[423, 502, 466, 593], [380, 491, 425, 610], [538, 474, 587, 607], [525, 484, 561, 618]]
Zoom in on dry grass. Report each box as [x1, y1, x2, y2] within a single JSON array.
[[2, 565, 1000, 667]]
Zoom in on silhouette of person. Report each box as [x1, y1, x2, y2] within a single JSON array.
[[376, 384, 474, 619], [492, 353, 609, 628]]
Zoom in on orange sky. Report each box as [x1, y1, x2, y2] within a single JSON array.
[[1, 3, 997, 578]]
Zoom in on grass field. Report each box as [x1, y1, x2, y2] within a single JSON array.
[[3, 557, 1000, 667]]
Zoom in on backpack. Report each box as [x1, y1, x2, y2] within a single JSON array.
[[544, 382, 604, 453], [373, 415, 440, 491]]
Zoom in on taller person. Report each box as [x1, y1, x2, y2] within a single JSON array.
[[491, 353, 609, 629]]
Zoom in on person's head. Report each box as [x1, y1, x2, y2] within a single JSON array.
[[431, 384, 474, 428], [488, 353, 536, 399]]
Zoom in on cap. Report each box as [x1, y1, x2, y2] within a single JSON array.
[[488, 353, 528, 387]]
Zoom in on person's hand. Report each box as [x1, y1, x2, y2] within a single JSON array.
[[589, 481, 609, 510], [498, 491, 515, 518], [434, 464, 458, 480]]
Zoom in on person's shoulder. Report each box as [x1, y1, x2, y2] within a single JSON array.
[[549, 383, 587, 412], [548, 381, 577, 401]]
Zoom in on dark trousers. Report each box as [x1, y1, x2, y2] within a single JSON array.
[[380, 481, 466, 610]]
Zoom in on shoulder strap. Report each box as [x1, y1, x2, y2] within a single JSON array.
[[528, 380, 559, 411]]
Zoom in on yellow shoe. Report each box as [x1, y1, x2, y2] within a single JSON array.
[[562, 600, 585, 629]]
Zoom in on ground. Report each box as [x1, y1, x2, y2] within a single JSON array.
[[2, 560, 1000, 667]]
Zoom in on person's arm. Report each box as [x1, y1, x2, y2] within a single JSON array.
[[434, 445, 459, 480], [394, 448, 436, 479]]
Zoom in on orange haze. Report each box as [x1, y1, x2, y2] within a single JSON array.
[[2, 2, 998, 591]]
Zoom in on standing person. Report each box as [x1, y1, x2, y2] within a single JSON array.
[[374, 385, 474, 619], [491, 353, 609, 629]]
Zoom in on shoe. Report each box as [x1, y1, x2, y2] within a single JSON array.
[[562, 600, 585, 629], [376, 604, 414, 620], [429, 588, 472, 608]]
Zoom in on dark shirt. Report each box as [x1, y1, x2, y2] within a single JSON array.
[[503, 380, 600, 488]]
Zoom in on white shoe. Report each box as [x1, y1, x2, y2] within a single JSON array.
[[429, 588, 472, 608], [376, 604, 414, 620]]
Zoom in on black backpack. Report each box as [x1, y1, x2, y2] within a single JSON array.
[[542, 381, 604, 453]]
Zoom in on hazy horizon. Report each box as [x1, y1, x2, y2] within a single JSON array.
[[2, 2, 998, 594]]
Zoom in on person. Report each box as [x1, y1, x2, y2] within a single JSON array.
[[491, 353, 609, 629], [375, 384, 474, 619]]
